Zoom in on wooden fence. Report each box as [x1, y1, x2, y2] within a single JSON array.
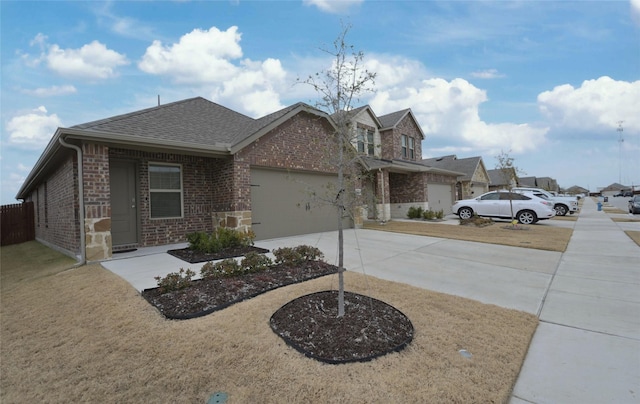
[[1, 202, 35, 246]]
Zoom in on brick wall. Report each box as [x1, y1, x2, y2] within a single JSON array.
[[110, 148, 221, 246], [380, 114, 423, 161], [29, 152, 80, 257], [238, 111, 338, 176], [389, 172, 428, 203]]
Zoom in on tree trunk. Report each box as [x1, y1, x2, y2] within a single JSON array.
[[337, 131, 345, 318]]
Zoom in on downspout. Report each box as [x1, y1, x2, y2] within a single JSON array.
[[58, 136, 86, 265], [379, 168, 386, 222]]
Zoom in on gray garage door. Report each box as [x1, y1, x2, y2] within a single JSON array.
[[427, 183, 454, 215], [250, 168, 352, 240]]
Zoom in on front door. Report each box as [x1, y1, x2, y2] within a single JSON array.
[[109, 160, 138, 246]]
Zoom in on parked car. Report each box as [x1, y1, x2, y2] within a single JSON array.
[[452, 191, 556, 224], [623, 191, 633, 197], [512, 187, 578, 216], [629, 195, 640, 214]]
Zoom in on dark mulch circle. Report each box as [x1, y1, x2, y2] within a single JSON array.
[[270, 290, 414, 364], [142, 261, 338, 320], [167, 245, 269, 263]]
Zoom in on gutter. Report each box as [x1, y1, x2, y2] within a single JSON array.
[[58, 136, 86, 265]]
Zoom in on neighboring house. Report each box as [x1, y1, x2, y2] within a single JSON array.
[[518, 176, 538, 187], [487, 168, 518, 191], [600, 183, 631, 197], [565, 185, 589, 196], [347, 107, 463, 218], [517, 176, 560, 193], [536, 177, 559, 193], [17, 97, 458, 262], [422, 155, 489, 200]]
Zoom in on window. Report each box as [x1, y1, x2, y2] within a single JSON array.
[[409, 137, 415, 159], [149, 163, 183, 218], [499, 193, 530, 201], [480, 192, 500, 200], [401, 135, 408, 158], [357, 127, 376, 156]]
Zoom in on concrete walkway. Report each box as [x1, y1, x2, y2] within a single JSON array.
[[510, 197, 640, 404], [102, 197, 640, 403]]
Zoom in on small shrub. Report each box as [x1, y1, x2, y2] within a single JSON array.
[[154, 268, 195, 293], [273, 247, 303, 266], [187, 228, 256, 254], [200, 258, 241, 278], [273, 245, 324, 265], [422, 209, 435, 220], [407, 206, 423, 219], [241, 252, 273, 273], [435, 209, 444, 219], [295, 245, 324, 261]]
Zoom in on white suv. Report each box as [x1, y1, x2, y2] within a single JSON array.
[[512, 187, 578, 216], [452, 190, 556, 224]]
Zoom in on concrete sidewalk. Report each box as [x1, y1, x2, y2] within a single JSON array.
[[102, 197, 640, 403], [510, 197, 640, 404]]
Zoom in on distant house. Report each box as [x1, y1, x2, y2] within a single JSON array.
[[422, 155, 488, 200], [565, 185, 589, 196], [516, 176, 559, 193], [600, 183, 631, 197], [16, 97, 461, 262], [518, 176, 538, 187], [536, 177, 559, 193], [487, 168, 517, 191]]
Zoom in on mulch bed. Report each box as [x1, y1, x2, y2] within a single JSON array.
[[167, 246, 269, 263], [142, 261, 338, 319], [145, 246, 415, 364], [270, 290, 414, 364]]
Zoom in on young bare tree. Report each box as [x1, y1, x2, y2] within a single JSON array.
[[299, 23, 376, 317], [495, 150, 524, 225]]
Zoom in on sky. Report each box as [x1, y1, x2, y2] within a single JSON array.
[[1, 0, 639, 205]]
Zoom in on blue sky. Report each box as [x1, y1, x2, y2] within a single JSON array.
[[1, 0, 639, 204]]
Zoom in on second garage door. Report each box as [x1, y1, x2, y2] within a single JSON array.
[[250, 168, 352, 240], [427, 183, 454, 215]]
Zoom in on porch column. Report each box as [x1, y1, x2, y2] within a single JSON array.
[[83, 144, 112, 261], [377, 170, 391, 222]]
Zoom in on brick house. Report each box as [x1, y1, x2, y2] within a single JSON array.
[[422, 155, 488, 202], [17, 97, 461, 262]]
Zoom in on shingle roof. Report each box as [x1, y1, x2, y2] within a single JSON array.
[[72, 97, 257, 147], [378, 109, 410, 129], [487, 168, 515, 186], [422, 155, 484, 181]]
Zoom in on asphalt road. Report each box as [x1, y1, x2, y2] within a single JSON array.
[[603, 194, 636, 213]]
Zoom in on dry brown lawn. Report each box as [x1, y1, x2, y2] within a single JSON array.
[[1, 241, 538, 403], [364, 220, 573, 252], [625, 231, 640, 247]]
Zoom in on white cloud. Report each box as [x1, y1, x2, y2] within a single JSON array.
[[537, 76, 640, 133], [140, 26, 287, 117], [631, 0, 640, 26], [22, 85, 77, 97], [139, 26, 243, 83], [470, 69, 505, 79], [6, 106, 62, 148], [302, 0, 363, 14], [46, 40, 129, 79], [370, 76, 548, 154]]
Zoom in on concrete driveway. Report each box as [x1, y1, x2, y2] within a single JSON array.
[[102, 197, 640, 403]]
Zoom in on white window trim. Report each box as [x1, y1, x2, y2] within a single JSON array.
[[149, 162, 184, 220]]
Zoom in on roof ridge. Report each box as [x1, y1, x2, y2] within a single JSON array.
[[71, 97, 207, 129]]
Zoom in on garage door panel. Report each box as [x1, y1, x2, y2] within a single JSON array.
[[251, 168, 351, 240], [428, 183, 453, 215]]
